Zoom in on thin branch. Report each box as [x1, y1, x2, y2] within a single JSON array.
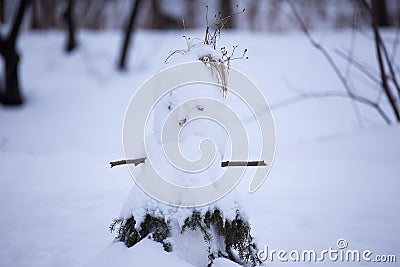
[[362, 2, 400, 100], [345, 3, 363, 129], [379, 34, 400, 100], [288, 0, 393, 125], [389, 25, 400, 66], [282, 76, 308, 95], [288, 1, 352, 96], [344, 1, 359, 81], [360, 0, 400, 122], [335, 49, 381, 86], [363, 2, 400, 85], [271, 90, 391, 124]]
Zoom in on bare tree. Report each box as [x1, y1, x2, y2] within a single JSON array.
[[63, 0, 77, 52], [0, 0, 31, 106], [371, 0, 390, 27], [285, 0, 400, 125], [118, 0, 143, 71], [0, 0, 5, 23], [362, 0, 400, 121]]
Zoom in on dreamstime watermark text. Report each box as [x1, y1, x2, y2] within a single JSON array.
[[257, 238, 396, 263]]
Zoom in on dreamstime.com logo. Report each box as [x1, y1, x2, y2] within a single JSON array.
[[257, 238, 397, 263], [122, 62, 275, 207]]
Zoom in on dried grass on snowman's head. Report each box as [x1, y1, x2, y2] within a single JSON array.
[[165, 5, 248, 97]]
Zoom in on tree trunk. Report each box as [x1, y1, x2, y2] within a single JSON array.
[[371, 0, 390, 27], [0, 0, 4, 23], [118, 0, 143, 71], [0, 0, 31, 106], [63, 0, 77, 52], [1, 42, 22, 105], [30, 0, 40, 29]]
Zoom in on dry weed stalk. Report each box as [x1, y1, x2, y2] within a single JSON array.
[[165, 5, 248, 97]]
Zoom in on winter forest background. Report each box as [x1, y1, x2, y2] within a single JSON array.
[[1, 0, 400, 266]]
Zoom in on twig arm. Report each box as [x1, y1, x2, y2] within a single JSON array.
[[221, 161, 267, 167], [109, 158, 267, 168], [109, 158, 146, 168]]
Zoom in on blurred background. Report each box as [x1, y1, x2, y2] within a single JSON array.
[[2, 0, 400, 30]]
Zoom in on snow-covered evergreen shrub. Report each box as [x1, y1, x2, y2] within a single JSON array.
[[110, 207, 261, 266], [110, 214, 172, 252]]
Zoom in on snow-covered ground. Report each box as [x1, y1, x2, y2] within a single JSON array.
[[0, 29, 399, 266]]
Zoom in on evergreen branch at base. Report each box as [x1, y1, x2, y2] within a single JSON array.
[[109, 158, 146, 168], [111, 209, 262, 266], [109, 158, 267, 168]]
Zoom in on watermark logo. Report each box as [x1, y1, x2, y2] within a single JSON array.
[[336, 238, 348, 250], [122, 61, 275, 207], [257, 238, 397, 263]]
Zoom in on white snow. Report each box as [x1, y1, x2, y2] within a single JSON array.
[[0, 28, 399, 266], [85, 239, 192, 267]]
